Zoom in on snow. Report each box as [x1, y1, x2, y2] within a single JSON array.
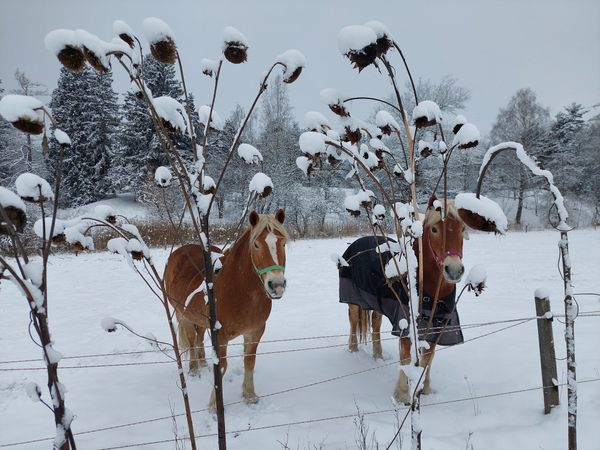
[[466, 264, 487, 287], [202, 175, 216, 193], [376, 110, 401, 132], [142, 17, 175, 45], [452, 123, 480, 149], [249, 172, 273, 196], [53, 129, 71, 146], [200, 58, 220, 77], [44, 344, 63, 365], [15, 173, 53, 202], [373, 204, 386, 218], [44, 29, 79, 56], [75, 29, 110, 68], [23, 261, 43, 287], [112, 20, 135, 41], [412, 100, 442, 126], [535, 287, 550, 300], [302, 111, 330, 133], [276, 49, 306, 82], [198, 105, 224, 131], [0, 94, 44, 124], [0, 186, 27, 212], [452, 114, 467, 132], [152, 96, 187, 133], [296, 156, 311, 176], [100, 317, 119, 333], [337, 25, 378, 54], [0, 231, 599, 449], [64, 222, 94, 250], [24, 382, 42, 403], [154, 166, 172, 187], [33, 217, 66, 239], [364, 20, 392, 40], [299, 131, 327, 156], [455, 192, 508, 234], [222, 26, 248, 49], [237, 143, 263, 164]]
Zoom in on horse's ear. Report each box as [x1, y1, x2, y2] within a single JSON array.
[[249, 211, 259, 227], [275, 208, 285, 224]]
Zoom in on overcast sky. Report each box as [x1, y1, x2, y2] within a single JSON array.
[[1, 0, 599, 136]]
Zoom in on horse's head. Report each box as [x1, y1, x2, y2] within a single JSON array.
[[248, 208, 289, 300], [424, 196, 466, 284]]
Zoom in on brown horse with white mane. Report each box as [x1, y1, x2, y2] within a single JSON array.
[[164, 209, 288, 409], [340, 198, 467, 404]]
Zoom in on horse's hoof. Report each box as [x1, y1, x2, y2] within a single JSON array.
[[243, 394, 259, 405], [373, 352, 384, 360], [348, 346, 359, 353], [422, 385, 434, 395]]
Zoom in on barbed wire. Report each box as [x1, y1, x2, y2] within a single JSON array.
[[0, 317, 537, 448], [3, 312, 595, 367]]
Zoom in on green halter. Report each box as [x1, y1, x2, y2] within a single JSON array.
[[255, 264, 286, 276]]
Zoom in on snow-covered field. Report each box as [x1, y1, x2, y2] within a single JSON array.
[[1, 230, 599, 449]]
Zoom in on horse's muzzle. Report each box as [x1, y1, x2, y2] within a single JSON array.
[[265, 275, 286, 299], [443, 256, 464, 283]]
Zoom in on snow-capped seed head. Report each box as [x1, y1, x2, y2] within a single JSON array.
[[53, 129, 71, 147], [249, 172, 273, 198], [364, 20, 393, 57], [154, 166, 172, 188], [418, 140, 433, 159], [101, 317, 119, 333], [452, 123, 480, 149], [94, 204, 117, 224], [198, 105, 224, 132], [455, 192, 508, 235], [152, 96, 186, 133], [44, 29, 86, 73], [320, 88, 350, 117], [342, 125, 362, 144], [277, 49, 306, 84], [15, 173, 54, 203], [466, 264, 487, 296], [222, 26, 248, 64], [113, 20, 136, 48], [296, 156, 313, 177], [0, 95, 46, 135], [303, 111, 330, 133], [75, 29, 110, 74], [344, 190, 374, 216], [373, 204, 386, 220], [375, 110, 400, 135], [202, 175, 216, 194], [452, 115, 467, 134], [200, 58, 220, 78], [0, 186, 27, 234], [238, 143, 263, 165], [337, 25, 379, 72], [126, 238, 145, 261], [412, 100, 442, 129], [299, 131, 326, 157], [142, 17, 177, 64]]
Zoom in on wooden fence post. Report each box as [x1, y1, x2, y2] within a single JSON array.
[[534, 292, 560, 414]]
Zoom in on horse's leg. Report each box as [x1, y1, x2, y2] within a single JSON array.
[[393, 337, 412, 405], [242, 326, 265, 404], [371, 311, 383, 359], [420, 342, 437, 395], [194, 325, 207, 368], [179, 319, 200, 376], [348, 304, 359, 352], [208, 337, 229, 412]]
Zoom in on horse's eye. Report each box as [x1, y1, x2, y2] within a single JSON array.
[[431, 226, 438, 234], [254, 242, 259, 249]]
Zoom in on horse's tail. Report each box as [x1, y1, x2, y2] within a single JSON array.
[[357, 308, 372, 344]]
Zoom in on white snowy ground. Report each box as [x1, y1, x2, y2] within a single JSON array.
[[1, 230, 599, 450]]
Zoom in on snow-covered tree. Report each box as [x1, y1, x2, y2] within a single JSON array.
[[489, 88, 550, 224], [46, 67, 119, 207]]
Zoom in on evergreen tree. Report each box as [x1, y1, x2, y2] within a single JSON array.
[[0, 79, 26, 186], [112, 55, 199, 201], [47, 67, 119, 207]]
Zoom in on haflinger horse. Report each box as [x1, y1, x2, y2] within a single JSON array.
[[164, 209, 288, 410], [339, 197, 466, 404]]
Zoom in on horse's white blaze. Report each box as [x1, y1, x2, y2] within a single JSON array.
[[265, 232, 279, 265]]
